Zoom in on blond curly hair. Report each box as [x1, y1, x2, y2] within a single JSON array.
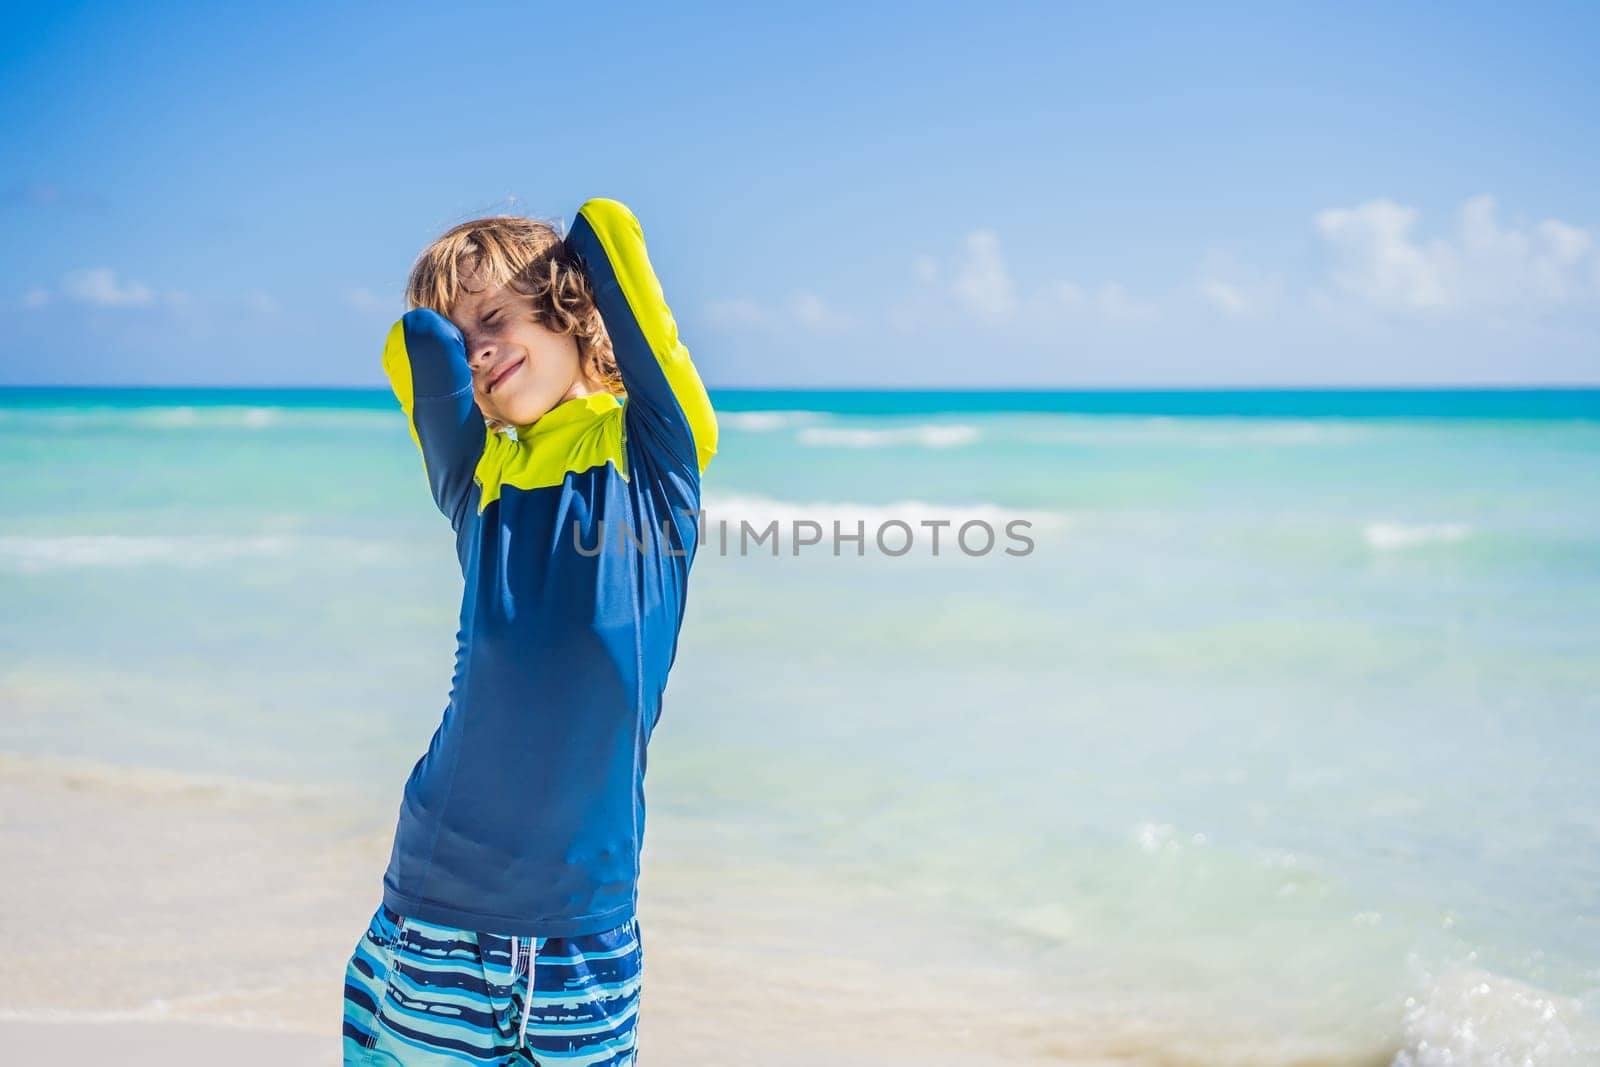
[[404, 215, 624, 412]]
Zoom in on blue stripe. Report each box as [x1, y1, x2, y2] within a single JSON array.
[[342, 903, 641, 1064]]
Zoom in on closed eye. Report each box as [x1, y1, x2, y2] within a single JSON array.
[[481, 308, 500, 327]]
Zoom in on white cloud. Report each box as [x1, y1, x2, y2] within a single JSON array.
[[1036, 278, 1157, 324], [23, 272, 279, 318], [909, 231, 1155, 330], [949, 229, 1018, 321], [1051, 280, 1086, 309], [788, 291, 854, 333], [724, 196, 1597, 356], [1314, 194, 1599, 315], [1094, 282, 1158, 322], [1196, 253, 1280, 320], [243, 290, 280, 315], [61, 267, 155, 307], [1199, 277, 1254, 318], [343, 287, 394, 315], [913, 229, 1020, 321], [706, 292, 854, 335], [704, 298, 767, 329]]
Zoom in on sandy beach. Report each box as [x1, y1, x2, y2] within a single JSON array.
[[0, 751, 1426, 1065], [0, 752, 1107, 1065]]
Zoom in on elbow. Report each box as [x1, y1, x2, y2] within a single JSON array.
[[695, 412, 719, 475]]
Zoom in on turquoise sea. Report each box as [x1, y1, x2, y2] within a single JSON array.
[[2, 386, 1598, 1064]]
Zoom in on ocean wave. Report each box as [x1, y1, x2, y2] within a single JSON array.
[[139, 406, 278, 428], [0, 533, 406, 572], [1131, 820, 1210, 855], [701, 491, 1065, 531], [1394, 965, 1600, 1066], [0, 406, 389, 431], [1022, 417, 1374, 447], [720, 410, 826, 432], [797, 423, 980, 448], [1364, 522, 1472, 551], [694, 492, 1064, 557]]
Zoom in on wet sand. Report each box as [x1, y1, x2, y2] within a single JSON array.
[[0, 753, 1090, 1065]]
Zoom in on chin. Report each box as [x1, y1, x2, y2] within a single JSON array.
[[495, 391, 559, 427]]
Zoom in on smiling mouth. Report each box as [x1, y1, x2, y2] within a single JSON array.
[[487, 357, 525, 393]]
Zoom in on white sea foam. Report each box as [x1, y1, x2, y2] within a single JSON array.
[[1394, 965, 1600, 1066], [0, 533, 406, 573], [797, 422, 981, 448], [138, 405, 279, 428], [1022, 417, 1372, 447], [1364, 522, 1472, 551], [702, 491, 1065, 532], [695, 491, 1064, 556], [0, 406, 387, 431], [1131, 820, 1209, 854], [0, 533, 293, 572], [720, 410, 826, 431]]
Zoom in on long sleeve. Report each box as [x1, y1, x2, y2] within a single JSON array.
[[380, 308, 488, 531], [564, 198, 718, 477]]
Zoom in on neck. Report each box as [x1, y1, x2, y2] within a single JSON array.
[[558, 374, 606, 404]]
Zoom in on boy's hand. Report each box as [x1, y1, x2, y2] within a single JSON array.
[[381, 308, 491, 529], [566, 198, 718, 475]]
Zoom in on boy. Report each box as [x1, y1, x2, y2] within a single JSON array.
[[342, 198, 717, 1065]]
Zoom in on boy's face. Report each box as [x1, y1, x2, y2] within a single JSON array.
[[450, 279, 591, 430]]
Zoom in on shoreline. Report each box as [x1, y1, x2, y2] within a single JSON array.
[[12, 749, 1587, 1065], [0, 751, 1090, 1064]]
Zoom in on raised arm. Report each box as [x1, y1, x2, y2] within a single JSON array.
[[564, 198, 718, 477], [380, 308, 488, 531]]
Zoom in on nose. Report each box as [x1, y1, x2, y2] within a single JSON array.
[[467, 337, 495, 371]]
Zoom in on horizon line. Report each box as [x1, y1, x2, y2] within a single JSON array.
[[4, 382, 1600, 393]]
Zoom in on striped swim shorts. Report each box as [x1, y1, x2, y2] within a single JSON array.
[[342, 902, 643, 1065]]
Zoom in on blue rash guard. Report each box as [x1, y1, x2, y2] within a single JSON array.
[[376, 198, 717, 937]]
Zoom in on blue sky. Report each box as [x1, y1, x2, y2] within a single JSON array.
[[1, 1, 1596, 387]]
